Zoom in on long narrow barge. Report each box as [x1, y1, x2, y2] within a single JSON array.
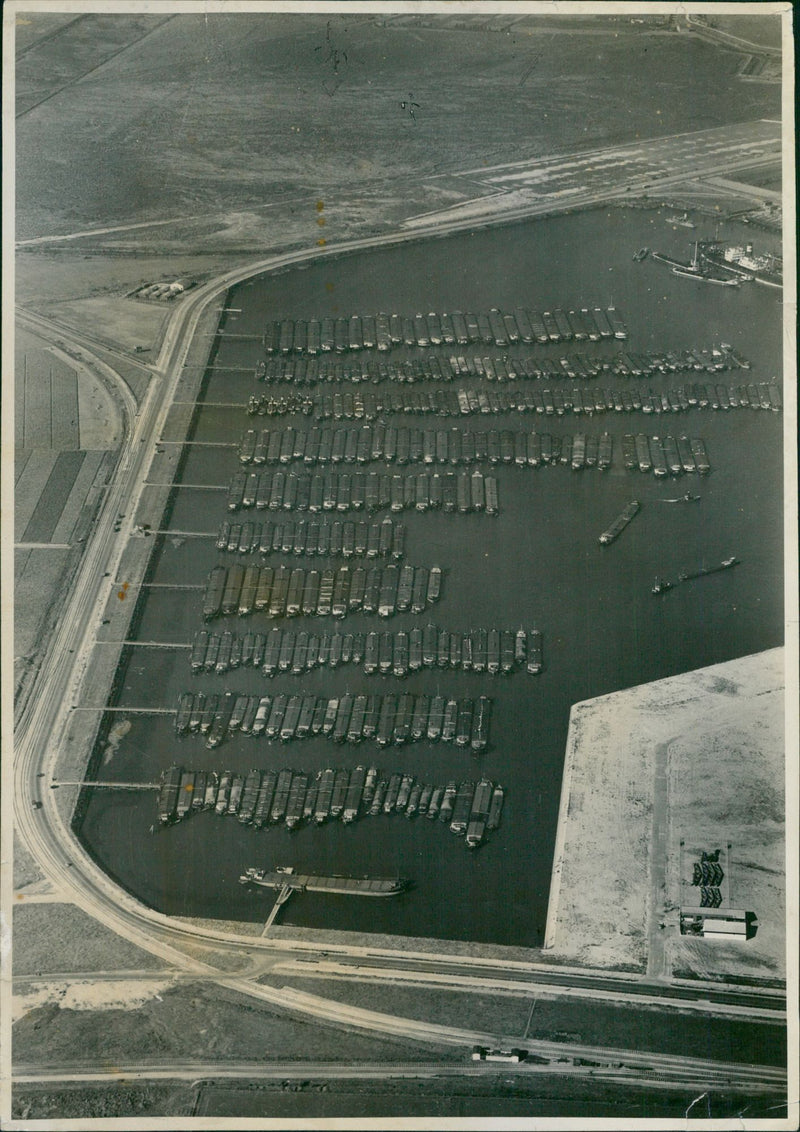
[[239, 867, 409, 896], [598, 500, 640, 545], [652, 556, 740, 594]]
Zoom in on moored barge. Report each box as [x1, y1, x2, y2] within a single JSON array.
[[240, 867, 409, 896]]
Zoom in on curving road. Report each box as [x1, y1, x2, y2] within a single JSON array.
[[13, 202, 787, 1073], [684, 14, 782, 57]]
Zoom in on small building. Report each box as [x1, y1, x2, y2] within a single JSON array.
[[680, 907, 749, 939], [472, 1047, 527, 1063]]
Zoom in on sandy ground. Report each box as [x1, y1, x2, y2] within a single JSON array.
[[12, 979, 176, 1024], [545, 648, 786, 980]]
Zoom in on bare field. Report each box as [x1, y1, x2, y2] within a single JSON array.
[[40, 297, 169, 356], [546, 650, 785, 980], [16, 14, 778, 244], [257, 974, 786, 1067], [666, 655, 786, 982]]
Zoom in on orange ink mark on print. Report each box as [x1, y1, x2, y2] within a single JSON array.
[[317, 217, 326, 227], [117, 582, 130, 601], [316, 200, 325, 212], [317, 238, 327, 247]]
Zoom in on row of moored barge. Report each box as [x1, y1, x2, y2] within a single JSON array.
[[245, 392, 314, 417], [621, 435, 710, 476], [175, 691, 492, 750], [253, 342, 746, 386], [217, 516, 403, 558], [202, 563, 443, 621], [191, 625, 543, 677], [285, 379, 779, 422], [226, 469, 500, 515], [160, 765, 503, 847], [237, 425, 618, 468], [262, 307, 627, 356]]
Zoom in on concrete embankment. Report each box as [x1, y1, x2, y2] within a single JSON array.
[[58, 300, 223, 832]]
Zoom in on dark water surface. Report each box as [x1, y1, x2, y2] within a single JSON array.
[[78, 208, 784, 947]]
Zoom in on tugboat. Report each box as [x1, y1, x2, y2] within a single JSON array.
[[657, 490, 701, 504], [665, 211, 696, 228], [633, 247, 650, 262], [670, 242, 740, 286]]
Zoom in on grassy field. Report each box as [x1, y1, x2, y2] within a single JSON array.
[[12, 904, 165, 977], [12, 1085, 190, 1122], [12, 834, 45, 889], [15, 13, 174, 117], [257, 975, 533, 1036], [709, 14, 784, 49], [13, 979, 437, 1066], [256, 973, 786, 1066], [15, 13, 779, 248]]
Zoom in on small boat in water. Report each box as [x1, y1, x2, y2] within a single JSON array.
[[653, 556, 738, 594], [666, 211, 695, 228], [657, 492, 701, 504], [633, 247, 650, 262]]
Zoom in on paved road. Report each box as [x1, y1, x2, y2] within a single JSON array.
[[684, 14, 782, 57], [216, 979, 786, 1088], [405, 120, 781, 230], [266, 958, 784, 1021], [13, 155, 787, 1084], [12, 1049, 786, 1093]]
